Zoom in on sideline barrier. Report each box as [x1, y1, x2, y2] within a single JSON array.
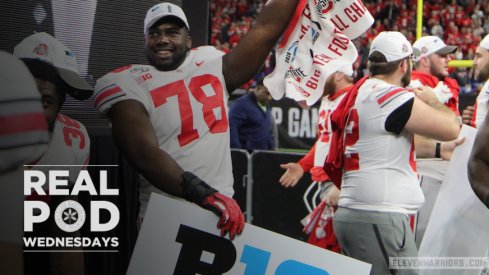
[[232, 150, 314, 241], [230, 149, 250, 215]]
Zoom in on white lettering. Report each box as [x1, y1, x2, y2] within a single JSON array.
[[91, 201, 120, 232], [49, 170, 70, 195], [99, 171, 119, 195], [24, 170, 46, 196], [288, 108, 300, 137], [24, 201, 50, 231]]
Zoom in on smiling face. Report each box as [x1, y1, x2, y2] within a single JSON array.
[[144, 17, 191, 71]]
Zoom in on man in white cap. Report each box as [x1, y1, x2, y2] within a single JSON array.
[[330, 31, 460, 275], [278, 64, 354, 252], [467, 34, 489, 210], [94, 1, 299, 240], [408, 37, 465, 249], [0, 51, 50, 275], [14, 32, 93, 275], [411, 36, 460, 115]]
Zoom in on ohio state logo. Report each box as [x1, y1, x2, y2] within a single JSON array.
[[33, 43, 48, 57], [402, 43, 409, 53], [315, 0, 334, 16]]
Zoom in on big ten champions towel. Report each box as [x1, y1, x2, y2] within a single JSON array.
[[265, 0, 374, 107]]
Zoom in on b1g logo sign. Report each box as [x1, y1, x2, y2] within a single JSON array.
[[174, 225, 330, 275], [24, 169, 119, 249], [127, 194, 371, 275]]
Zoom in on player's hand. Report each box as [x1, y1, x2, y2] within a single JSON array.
[[322, 184, 340, 207], [279, 163, 304, 188], [310, 166, 328, 182], [181, 171, 244, 240], [440, 137, 465, 160], [461, 105, 474, 125], [202, 193, 245, 240], [413, 86, 439, 107]]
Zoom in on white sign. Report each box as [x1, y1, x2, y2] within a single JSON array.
[[128, 193, 371, 274], [418, 125, 489, 275]]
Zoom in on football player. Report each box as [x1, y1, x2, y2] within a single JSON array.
[[94, 1, 299, 239]]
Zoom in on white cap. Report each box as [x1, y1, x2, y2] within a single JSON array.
[[369, 31, 413, 62], [13, 32, 93, 100], [413, 36, 457, 62], [479, 34, 489, 50], [144, 3, 189, 33], [0, 51, 49, 172], [337, 64, 354, 77]]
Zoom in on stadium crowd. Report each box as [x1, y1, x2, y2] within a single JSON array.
[[211, 0, 489, 94]]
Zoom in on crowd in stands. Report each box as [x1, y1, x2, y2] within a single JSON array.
[[210, 0, 489, 95]]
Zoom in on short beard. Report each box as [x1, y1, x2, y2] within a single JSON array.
[[144, 46, 190, 71], [430, 61, 447, 81], [476, 63, 489, 82], [401, 62, 412, 87]]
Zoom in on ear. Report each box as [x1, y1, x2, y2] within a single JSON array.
[[186, 35, 192, 49], [400, 59, 408, 73]]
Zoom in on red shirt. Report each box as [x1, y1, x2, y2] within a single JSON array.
[[411, 71, 460, 115]]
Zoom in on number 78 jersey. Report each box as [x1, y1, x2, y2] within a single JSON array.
[[94, 46, 234, 197]]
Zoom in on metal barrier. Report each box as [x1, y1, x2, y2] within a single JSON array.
[[230, 149, 314, 241]]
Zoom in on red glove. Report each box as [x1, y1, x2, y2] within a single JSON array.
[[202, 193, 245, 240], [310, 166, 329, 182], [181, 171, 245, 240]]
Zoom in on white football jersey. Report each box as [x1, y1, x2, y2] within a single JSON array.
[[314, 91, 348, 167], [339, 78, 424, 215], [30, 114, 90, 189], [472, 80, 489, 129], [94, 46, 234, 218]]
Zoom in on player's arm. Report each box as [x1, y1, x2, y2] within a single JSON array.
[[468, 113, 489, 209], [279, 144, 316, 188], [109, 99, 184, 196], [108, 100, 244, 239], [222, 0, 299, 92], [405, 90, 460, 141], [414, 135, 464, 160]]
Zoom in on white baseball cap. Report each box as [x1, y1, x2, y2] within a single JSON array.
[[413, 36, 457, 62], [369, 31, 413, 62], [144, 2, 189, 34], [13, 32, 93, 100], [479, 34, 489, 50]]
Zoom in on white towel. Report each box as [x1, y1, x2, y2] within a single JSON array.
[[265, 0, 374, 107]]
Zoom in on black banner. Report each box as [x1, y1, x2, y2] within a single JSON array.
[[271, 98, 321, 150]]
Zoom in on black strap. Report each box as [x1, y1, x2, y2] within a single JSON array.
[[181, 171, 217, 205]]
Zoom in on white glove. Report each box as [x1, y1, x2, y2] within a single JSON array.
[[432, 81, 452, 104]]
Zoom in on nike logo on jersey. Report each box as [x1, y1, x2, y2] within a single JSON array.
[[196, 61, 205, 66]]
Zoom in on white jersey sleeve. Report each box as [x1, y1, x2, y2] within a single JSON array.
[[94, 66, 152, 114], [473, 80, 489, 129]]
